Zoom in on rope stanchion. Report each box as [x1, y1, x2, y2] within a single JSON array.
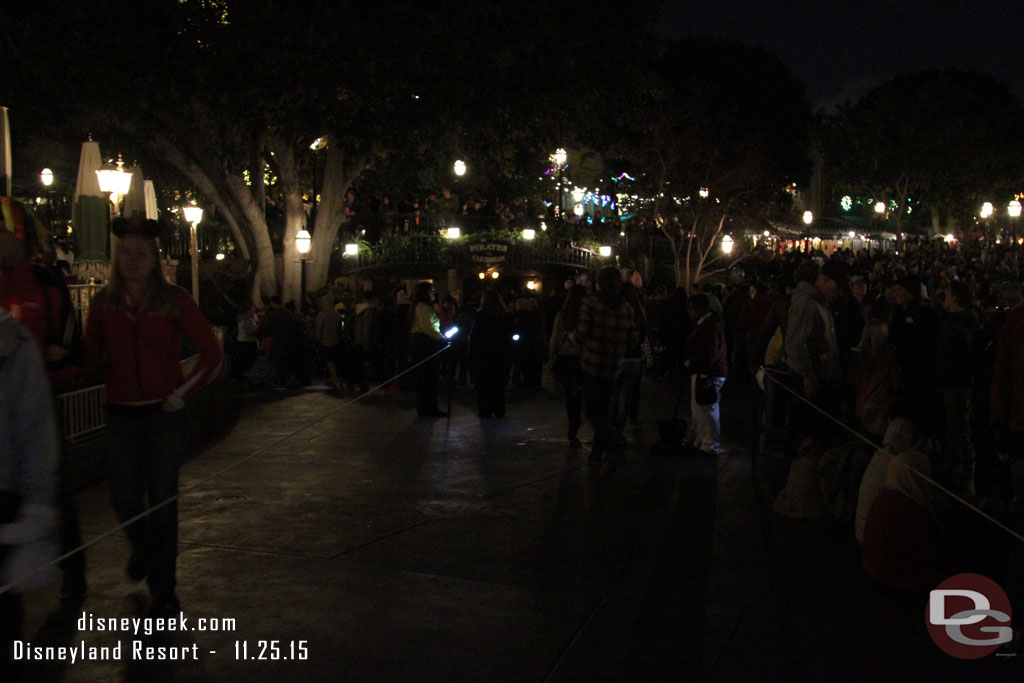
[[762, 368, 1024, 546], [0, 342, 453, 595]]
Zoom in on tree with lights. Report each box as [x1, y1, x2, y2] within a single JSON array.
[[821, 69, 1024, 237], [3, 0, 658, 308], [624, 38, 811, 286]]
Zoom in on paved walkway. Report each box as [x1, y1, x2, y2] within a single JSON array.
[[19, 374, 1021, 681]]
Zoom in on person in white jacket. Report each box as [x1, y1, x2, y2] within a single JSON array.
[[0, 309, 59, 675]]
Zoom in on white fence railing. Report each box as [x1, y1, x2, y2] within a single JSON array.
[[57, 384, 107, 441]]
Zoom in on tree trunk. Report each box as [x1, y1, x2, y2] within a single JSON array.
[[305, 146, 365, 291], [270, 135, 307, 306], [224, 173, 276, 305]]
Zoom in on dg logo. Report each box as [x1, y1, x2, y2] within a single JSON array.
[[927, 573, 1013, 659]]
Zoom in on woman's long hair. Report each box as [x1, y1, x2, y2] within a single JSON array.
[[408, 281, 434, 328], [96, 233, 174, 312], [560, 284, 587, 331], [621, 282, 647, 334]]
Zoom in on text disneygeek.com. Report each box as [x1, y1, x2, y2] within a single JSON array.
[[11, 611, 243, 663]]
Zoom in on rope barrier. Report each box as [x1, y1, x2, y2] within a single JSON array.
[[0, 342, 453, 595], [761, 367, 1024, 546]]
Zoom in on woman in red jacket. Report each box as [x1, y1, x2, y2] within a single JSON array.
[[84, 218, 222, 617]]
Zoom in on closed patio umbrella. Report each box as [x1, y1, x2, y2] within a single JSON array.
[[121, 163, 151, 219], [1, 106, 11, 196], [143, 179, 158, 220], [72, 139, 109, 262]]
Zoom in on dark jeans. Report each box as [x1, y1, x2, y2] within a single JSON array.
[[106, 405, 188, 598], [410, 333, 443, 415], [583, 373, 618, 459], [612, 357, 643, 437], [555, 355, 584, 439], [476, 362, 509, 417]]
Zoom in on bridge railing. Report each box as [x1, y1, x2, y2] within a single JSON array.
[[337, 235, 603, 274]]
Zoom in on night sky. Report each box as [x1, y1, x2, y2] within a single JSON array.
[[660, 0, 1023, 109]]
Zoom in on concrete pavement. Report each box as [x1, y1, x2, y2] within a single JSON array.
[[18, 374, 1021, 681]]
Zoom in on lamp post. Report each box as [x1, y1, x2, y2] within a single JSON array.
[[551, 148, 567, 224], [1010, 199, 1022, 275], [183, 205, 203, 305], [40, 168, 54, 231], [96, 154, 133, 218], [721, 234, 734, 255], [453, 159, 466, 177], [309, 137, 327, 228], [296, 229, 311, 313]]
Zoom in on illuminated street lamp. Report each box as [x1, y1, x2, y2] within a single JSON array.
[[344, 242, 359, 256], [1010, 200, 1022, 269], [296, 229, 311, 312], [40, 168, 54, 230], [720, 234, 734, 254], [522, 228, 535, 240], [96, 154, 133, 217], [699, 187, 709, 199], [980, 202, 994, 219], [296, 229, 311, 255], [874, 201, 886, 214], [453, 159, 466, 177], [551, 148, 568, 223], [182, 204, 204, 305], [599, 245, 612, 257], [446, 227, 461, 239], [802, 210, 813, 225]]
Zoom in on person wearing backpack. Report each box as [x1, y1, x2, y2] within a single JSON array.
[[1, 204, 86, 603]]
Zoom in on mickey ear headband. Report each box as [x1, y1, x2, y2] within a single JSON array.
[[111, 217, 161, 239]]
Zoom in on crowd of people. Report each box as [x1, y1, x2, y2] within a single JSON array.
[[5, 181, 1024, 673], [721, 241, 1024, 604]]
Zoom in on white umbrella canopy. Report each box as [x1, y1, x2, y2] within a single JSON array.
[[71, 139, 110, 262], [1, 106, 11, 196], [121, 163, 147, 219], [143, 179, 158, 220]]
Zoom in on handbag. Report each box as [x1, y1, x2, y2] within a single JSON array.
[[695, 374, 718, 406]]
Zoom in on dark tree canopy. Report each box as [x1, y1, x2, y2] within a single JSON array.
[[2, 0, 662, 303], [620, 36, 812, 284], [821, 68, 1024, 232]]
